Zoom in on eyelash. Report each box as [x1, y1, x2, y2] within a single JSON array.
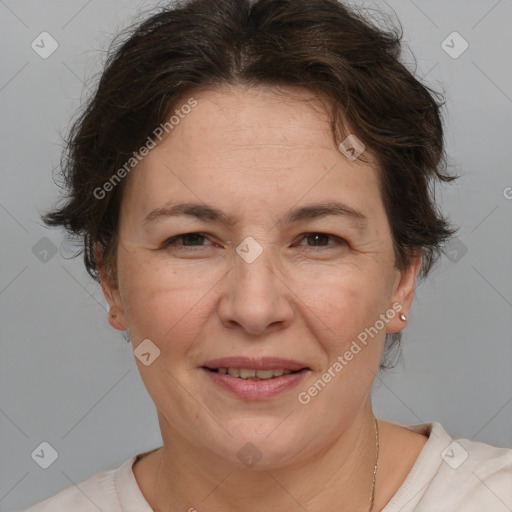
[[162, 232, 346, 250]]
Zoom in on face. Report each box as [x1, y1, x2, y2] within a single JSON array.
[[101, 85, 420, 468]]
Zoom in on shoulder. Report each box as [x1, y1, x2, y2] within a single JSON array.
[[383, 422, 512, 512], [427, 426, 512, 509], [21, 454, 141, 512]]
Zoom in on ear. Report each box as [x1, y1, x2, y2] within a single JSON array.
[[94, 242, 127, 331], [386, 250, 422, 334]]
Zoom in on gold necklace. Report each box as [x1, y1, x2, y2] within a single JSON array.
[[369, 416, 380, 511]]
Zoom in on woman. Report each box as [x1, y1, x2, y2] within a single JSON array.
[[25, 0, 511, 510]]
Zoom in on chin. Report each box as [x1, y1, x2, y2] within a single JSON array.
[[206, 417, 316, 469]]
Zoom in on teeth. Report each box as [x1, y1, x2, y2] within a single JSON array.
[[227, 367, 240, 377], [251, 369, 273, 379], [218, 368, 294, 380]]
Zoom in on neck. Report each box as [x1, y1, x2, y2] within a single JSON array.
[[147, 401, 379, 512]]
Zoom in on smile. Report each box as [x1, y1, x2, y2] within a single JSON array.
[[201, 360, 310, 400], [207, 367, 295, 380]]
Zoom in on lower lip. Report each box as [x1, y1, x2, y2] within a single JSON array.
[[202, 368, 309, 400]]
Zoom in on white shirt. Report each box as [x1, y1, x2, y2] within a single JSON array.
[[21, 422, 512, 511]]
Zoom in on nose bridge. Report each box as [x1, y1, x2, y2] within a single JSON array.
[[233, 235, 279, 301], [218, 235, 293, 335]]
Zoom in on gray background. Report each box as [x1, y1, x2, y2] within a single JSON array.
[[1, 0, 511, 510]]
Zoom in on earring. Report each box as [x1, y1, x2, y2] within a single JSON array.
[[399, 313, 407, 321], [109, 310, 117, 319]]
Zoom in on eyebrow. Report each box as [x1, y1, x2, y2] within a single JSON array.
[[143, 201, 368, 231]]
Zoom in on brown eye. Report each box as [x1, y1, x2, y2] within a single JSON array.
[[163, 233, 210, 249], [297, 233, 346, 248]]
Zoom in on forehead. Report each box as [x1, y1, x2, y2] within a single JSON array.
[[165, 84, 351, 157], [120, 85, 385, 228]]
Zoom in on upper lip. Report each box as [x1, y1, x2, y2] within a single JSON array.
[[202, 357, 309, 371]]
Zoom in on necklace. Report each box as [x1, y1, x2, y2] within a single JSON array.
[[369, 416, 380, 511]]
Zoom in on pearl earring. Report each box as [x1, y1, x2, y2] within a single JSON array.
[[399, 313, 407, 321]]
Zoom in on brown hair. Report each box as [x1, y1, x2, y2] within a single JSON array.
[[42, 0, 458, 367]]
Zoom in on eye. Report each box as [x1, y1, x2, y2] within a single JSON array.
[[162, 232, 213, 250], [295, 233, 346, 249], [161, 232, 345, 252]]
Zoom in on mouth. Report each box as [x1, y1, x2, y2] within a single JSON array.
[[201, 357, 310, 400], [203, 366, 306, 381]]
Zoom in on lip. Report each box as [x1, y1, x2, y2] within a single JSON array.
[[202, 366, 309, 400], [201, 357, 310, 401], [202, 356, 309, 372]]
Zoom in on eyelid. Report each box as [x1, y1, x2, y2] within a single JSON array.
[[162, 231, 211, 248]]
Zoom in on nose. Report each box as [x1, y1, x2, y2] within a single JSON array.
[[217, 242, 295, 336]]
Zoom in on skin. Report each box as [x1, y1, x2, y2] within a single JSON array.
[[99, 84, 428, 512]]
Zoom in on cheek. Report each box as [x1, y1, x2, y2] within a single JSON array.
[[294, 264, 391, 345], [118, 253, 219, 352], [296, 272, 389, 408]]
